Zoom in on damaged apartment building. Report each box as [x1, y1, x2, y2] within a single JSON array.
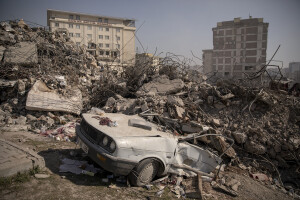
[[203, 17, 268, 79], [47, 9, 136, 65]]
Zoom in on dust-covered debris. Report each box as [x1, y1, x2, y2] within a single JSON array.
[[0, 19, 299, 199]]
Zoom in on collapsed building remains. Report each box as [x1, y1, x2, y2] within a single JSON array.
[[0, 20, 299, 196]]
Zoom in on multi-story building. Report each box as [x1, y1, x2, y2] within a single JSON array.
[[136, 53, 161, 70], [203, 17, 268, 79], [47, 9, 136, 64]]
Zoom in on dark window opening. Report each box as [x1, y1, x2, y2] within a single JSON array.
[[245, 66, 254, 70]]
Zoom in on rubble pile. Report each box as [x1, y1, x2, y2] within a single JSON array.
[[0, 20, 101, 137], [0, 20, 299, 195], [100, 70, 300, 191]]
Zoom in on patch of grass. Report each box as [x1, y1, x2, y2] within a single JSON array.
[[0, 166, 40, 188]]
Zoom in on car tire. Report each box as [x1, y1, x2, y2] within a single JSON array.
[[128, 159, 160, 186]]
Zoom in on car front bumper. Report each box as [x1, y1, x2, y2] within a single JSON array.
[[76, 125, 138, 176]]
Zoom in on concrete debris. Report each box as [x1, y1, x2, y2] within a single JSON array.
[[26, 80, 82, 115], [0, 46, 5, 60], [232, 131, 247, 144], [167, 95, 184, 107], [136, 75, 184, 96], [250, 173, 269, 181], [0, 139, 45, 177], [0, 79, 17, 87], [0, 20, 300, 195], [4, 42, 38, 64], [34, 173, 50, 179]]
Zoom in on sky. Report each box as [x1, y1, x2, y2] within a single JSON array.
[[0, 0, 299, 67]]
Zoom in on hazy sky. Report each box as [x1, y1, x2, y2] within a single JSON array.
[[0, 0, 299, 66]]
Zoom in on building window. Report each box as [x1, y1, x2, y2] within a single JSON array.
[[105, 27, 109, 31], [88, 43, 96, 49], [76, 24, 80, 29], [104, 18, 108, 23], [55, 23, 59, 27], [69, 15, 74, 19], [245, 66, 255, 70], [116, 28, 120, 33], [106, 44, 110, 48], [98, 18, 102, 22], [100, 51, 104, 55], [99, 27, 103, 31], [99, 43, 103, 48], [105, 35, 109, 40], [69, 24, 73, 28], [87, 34, 92, 39], [69, 33, 73, 37], [76, 15, 80, 20], [116, 44, 120, 49], [76, 42, 81, 46], [224, 72, 230, 76], [87, 25, 92, 30], [106, 51, 110, 55], [99, 35, 103, 39], [116, 36, 120, 41], [76, 33, 80, 37]]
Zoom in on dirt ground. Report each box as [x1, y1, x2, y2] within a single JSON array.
[[0, 131, 294, 200]]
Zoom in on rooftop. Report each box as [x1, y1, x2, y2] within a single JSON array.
[[47, 9, 135, 21]]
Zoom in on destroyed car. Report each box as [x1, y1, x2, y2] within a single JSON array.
[[76, 113, 222, 186]]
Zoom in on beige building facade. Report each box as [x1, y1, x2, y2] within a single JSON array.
[[47, 9, 136, 64], [203, 17, 268, 79]]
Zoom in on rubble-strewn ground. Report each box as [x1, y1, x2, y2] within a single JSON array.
[[0, 20, 299, 199], [0, 131, 293, 200]]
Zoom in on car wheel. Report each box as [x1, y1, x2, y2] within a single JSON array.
[[128, 159, 160, 186]]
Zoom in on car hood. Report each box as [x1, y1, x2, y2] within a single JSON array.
[[82, 113, 177, 139]]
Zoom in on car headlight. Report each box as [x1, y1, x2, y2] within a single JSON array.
[[109, 141, 116, 151], [102, 136, 108, 146]]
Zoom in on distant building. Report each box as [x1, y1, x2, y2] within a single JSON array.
[[288, 62, 300, 83], [47, 9, 136, 64], [136, 53, 161, 70], [203, 17, 269, 79]]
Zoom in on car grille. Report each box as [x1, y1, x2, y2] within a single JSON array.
[[81, 118, 103, 144], [80, 117, 115, 153]]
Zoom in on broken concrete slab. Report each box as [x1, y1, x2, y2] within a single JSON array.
[[167, 95, 184, 107], [232, 132, 247, 144], [244, 141, 266, 155], [175, 105, 185, 118], [26, 80, 82, 115], [0, 46, 5, 61], [34, 174, 50, 179], [0, 125, 29, 132], [136, 75, 184, 96], [3, 42, 38, 65], [0, 139, 45, 177], [0, 79, 17, 88], [181, 124, 202, 133]]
